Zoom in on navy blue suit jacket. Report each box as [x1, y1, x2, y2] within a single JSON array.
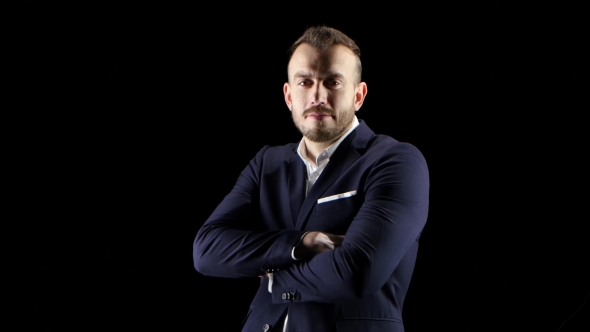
[[193, 120, 430, 332]]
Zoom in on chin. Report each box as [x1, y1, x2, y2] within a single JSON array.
[[304, 128, 340, 143]]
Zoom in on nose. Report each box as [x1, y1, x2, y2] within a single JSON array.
[[310, 83, 328, 106]]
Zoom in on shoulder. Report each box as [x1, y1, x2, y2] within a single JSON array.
[[366, 134, 427, 165], [357, 134, 430, 193], [253, 142, 299, 159], [355, 120, 425, 161], [237, 142, 299, 182], [362, 134, 430, 198], [248, 142, 300, 168]]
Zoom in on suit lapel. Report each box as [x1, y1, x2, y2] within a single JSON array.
[[288, 152, 307, 228]]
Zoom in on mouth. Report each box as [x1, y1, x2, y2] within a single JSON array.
[[305, 113, 333, 120]]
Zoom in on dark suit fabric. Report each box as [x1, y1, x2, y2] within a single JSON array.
[[193, 120, 430, 332]]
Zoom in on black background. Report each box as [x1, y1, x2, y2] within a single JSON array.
[[8, 1, 589, 331]]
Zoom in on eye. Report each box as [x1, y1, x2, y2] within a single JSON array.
[[298, 79, 312, 86], [325, 80, 341, 87]]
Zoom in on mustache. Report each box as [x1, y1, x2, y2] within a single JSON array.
[[303, 105, 334, 116]]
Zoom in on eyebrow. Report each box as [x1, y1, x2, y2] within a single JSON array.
[[293, 71, 313, 79], [293, 70, 345, 80]]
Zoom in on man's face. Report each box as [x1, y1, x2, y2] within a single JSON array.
[[284, 43, 367, 143]]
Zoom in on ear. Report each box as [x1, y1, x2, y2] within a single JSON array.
[[354, 82, 368, 111], [283, 82, 292, 111]]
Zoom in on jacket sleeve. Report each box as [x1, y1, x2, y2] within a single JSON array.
[[271, 143, 430, 303], [193, 145, 306, 278]]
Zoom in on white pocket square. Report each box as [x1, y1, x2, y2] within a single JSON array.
[[317, 190, 357, 204]]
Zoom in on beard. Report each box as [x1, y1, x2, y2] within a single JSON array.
[[292, 104, 356, 143]]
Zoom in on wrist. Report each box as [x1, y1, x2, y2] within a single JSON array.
[[292, 231, 311, 260]]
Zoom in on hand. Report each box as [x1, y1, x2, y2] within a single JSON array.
[[293, 231, 344, 259]]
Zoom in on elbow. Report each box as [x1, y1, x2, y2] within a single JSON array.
[[193, 226, 219, 275], [193, 249, 217, 276], [193, 239, 213, 275], [193, 236, 232, 277], [193, 253, 205, 274], [355, 280, 381, 299], [327, 272, 380, 302], [344, 256, 386, 299], [325, 261, 382, 301], [353, 259, 394, 299], [193, 248, 206, 274]]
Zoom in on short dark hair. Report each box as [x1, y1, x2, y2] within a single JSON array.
[[287, 25, 363, 84]]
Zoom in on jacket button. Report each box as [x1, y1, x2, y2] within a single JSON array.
[[263, 323, 270, 331], [293, 292, 301, 300], [281, 292, 289, 300]]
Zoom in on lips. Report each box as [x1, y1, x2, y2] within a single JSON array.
[[305, 113, 333, 121], [304, 110, 334, 117]]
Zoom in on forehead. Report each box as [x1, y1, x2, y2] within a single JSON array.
[[288, 43, 357, 78]]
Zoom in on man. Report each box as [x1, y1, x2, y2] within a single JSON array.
[[193, 25, 429, 332]]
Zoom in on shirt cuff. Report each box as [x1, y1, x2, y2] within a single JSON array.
[[291, 231, 310, 260]]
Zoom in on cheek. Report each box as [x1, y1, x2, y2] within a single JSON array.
[[334, 92, 354, 106], [328, 94, 344, 108], [290, 93, 307, 108]]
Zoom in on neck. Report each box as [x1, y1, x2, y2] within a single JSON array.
[[303, 137, 336, 164]]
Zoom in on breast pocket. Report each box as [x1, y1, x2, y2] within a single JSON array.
[[315, 195, 358, 212], [316, 190, 360, 212], [310, 192, 362, 234]]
